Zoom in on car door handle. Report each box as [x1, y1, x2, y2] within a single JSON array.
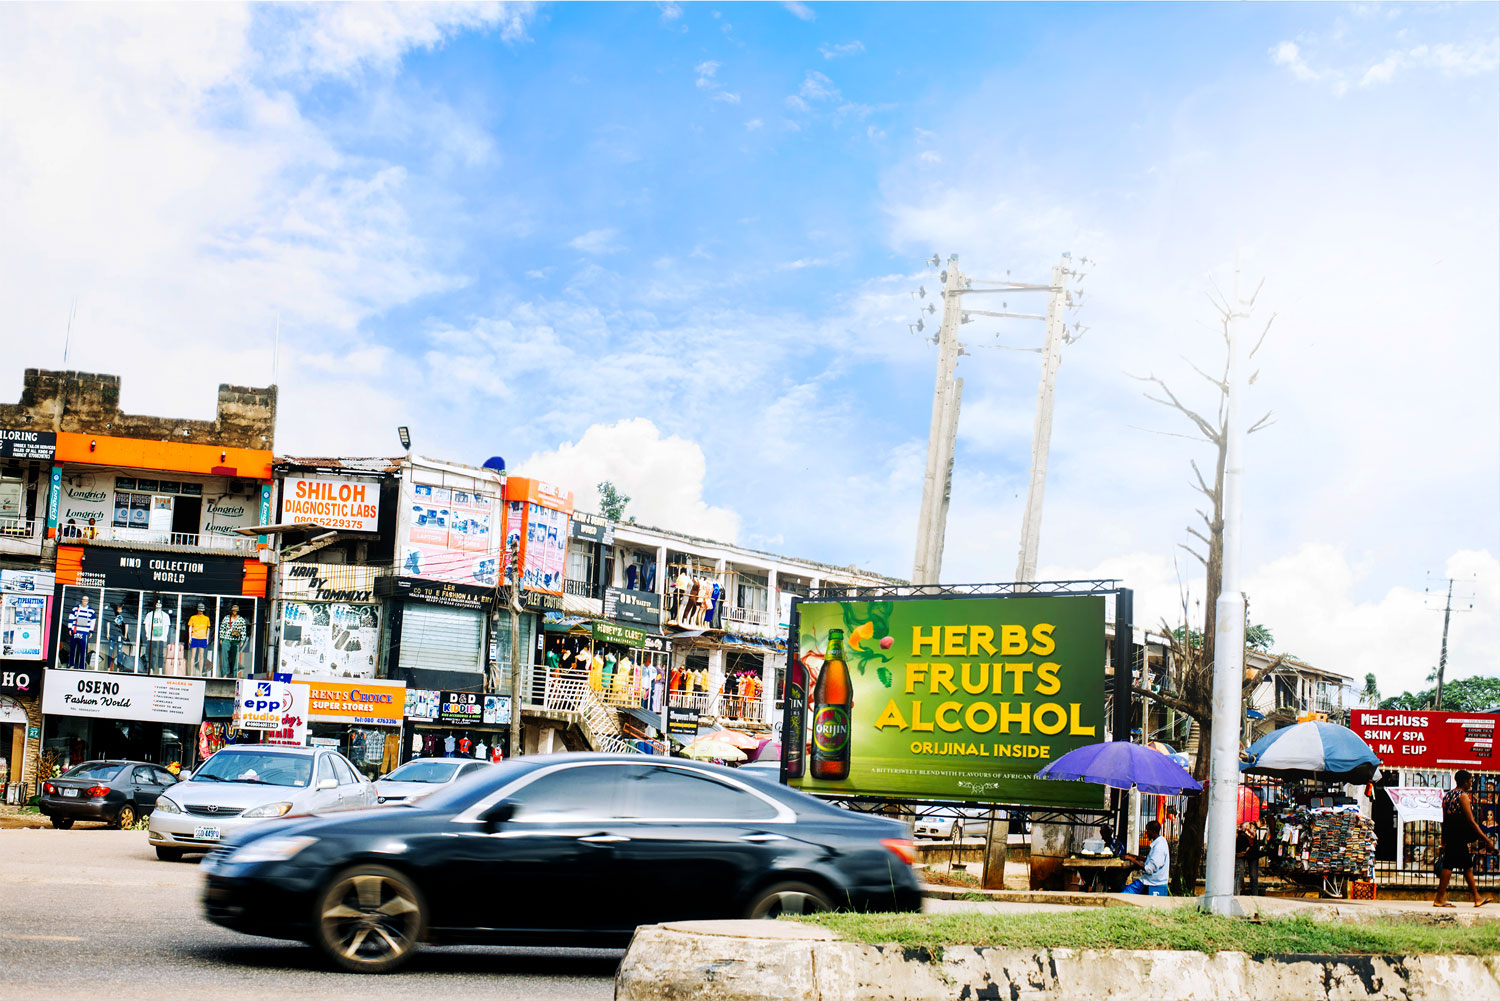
[[578, 834, 629, 844], [741, 833, 789, 842]]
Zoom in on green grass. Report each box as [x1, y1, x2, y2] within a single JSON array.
[[788, 909, 1500, 956]]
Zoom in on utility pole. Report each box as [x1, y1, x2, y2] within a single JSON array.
[[912, 260, 965, 585], [1203, 254, 1249, 918], [1014, 259, 1072, 582], [506, 535, 523, 759], [1426, 574, 1476, 710]]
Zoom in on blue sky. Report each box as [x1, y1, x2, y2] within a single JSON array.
[[1, 2, 1496, 696]]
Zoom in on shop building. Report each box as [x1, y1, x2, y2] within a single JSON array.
[[0, 368, 277, 784]]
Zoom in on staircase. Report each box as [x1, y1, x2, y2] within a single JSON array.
[[540, 673, 643, 753]]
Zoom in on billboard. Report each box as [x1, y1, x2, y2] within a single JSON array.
[[42, 668, 205, 725], [233, 678, 293, 730], [281, 475, 381, 533], [502, 478, 573, 597], [785, 595, 1106, 807], [1349, 709, 1496, 771]]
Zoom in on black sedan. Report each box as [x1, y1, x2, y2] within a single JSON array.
[[202, 754, 921, 972], [40, 759, 179, 829]]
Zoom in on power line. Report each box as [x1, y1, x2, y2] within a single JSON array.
[[1424, 572, 1477, 709]]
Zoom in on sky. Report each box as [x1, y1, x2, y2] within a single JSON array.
[[1, 2, 1496, 699]]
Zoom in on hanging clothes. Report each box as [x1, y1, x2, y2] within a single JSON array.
[[383, 733, 401, 774]]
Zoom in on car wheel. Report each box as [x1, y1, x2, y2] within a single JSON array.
[[113, 804, 136, 829], [314, 864, 426, 973], [744, 880, 834, 919], [51, 817, 74, 830], [155, 847, 184, 862]]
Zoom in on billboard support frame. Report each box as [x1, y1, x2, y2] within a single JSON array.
[[783, 579, 1135, 830]]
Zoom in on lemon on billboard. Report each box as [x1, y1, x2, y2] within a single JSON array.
[[787, 595, 1106, 807]]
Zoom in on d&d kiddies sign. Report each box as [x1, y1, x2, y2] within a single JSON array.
[[787, 595, 1106, 807]]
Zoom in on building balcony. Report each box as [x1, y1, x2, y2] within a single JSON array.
[[564, 577, 597, 599], [67, 523, 259, 555], [720, 604, 771, 628], [0, 517, 44, 556]]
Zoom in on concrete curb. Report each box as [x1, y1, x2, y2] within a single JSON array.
[[613, 921, 1500, 1001]]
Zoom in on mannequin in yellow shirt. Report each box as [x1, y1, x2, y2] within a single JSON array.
[[188, 602, 212, 675]]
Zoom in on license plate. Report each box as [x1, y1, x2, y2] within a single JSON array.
[[62, 788, 79, 798], [194, 826, 221, 841]]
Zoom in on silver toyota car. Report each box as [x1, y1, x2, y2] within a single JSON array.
[[148, 745, 376, 861], [371, 757, 493, 805]]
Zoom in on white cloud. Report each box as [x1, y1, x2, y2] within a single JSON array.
[[745, 118, 764, 131], [799, 69, 840, 102], [782, 2, 816, 22], [820, 41, 865, 60], [658, 2, 682, 23], [712, 91, 741, 104], [567, 228, 623, 254], [1271, 40, 1322, 82], [918, 149, 942, 164], [784, 94, 810, 113], [1361, 39, 1500, 87], [694, 60, 719, 87], [518, 419, 743, 542]]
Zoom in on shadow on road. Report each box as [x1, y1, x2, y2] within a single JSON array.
[[182, 940, 626, 978]]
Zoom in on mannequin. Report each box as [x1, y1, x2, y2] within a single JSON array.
[[67, 594, 96, 669], [220, 603, 248, 678], [143, 599, 170, 674], [187, 602, 212, 674], [106, 602, 129, 672]]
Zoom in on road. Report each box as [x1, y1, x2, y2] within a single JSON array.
[[0, 829, 621, 1001]]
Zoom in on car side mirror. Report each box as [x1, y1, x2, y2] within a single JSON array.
[[177, 771, 191, 781], [318, 778, 338, 791], [481, 801, 515, 832]]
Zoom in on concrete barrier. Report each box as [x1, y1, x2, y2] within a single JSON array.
[[614, 920, 1500, 1001]]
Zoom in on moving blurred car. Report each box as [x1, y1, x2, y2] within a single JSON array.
[[149, 745, 375, 861], [40, 760, 178, 830], [202, 753, 921, 972], [372, 758, 492, 805]]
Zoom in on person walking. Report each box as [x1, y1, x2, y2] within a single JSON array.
[[1121, 820, 1170, 896], [1435, 770, 1496, 908]]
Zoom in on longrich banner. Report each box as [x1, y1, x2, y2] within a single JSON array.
[[786, 595, 1107, 807]]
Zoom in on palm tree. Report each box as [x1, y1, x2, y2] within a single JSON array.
[[1361, 673, 1379, 708]]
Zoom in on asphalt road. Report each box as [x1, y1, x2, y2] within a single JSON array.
[[0, 828, 621, 1001]]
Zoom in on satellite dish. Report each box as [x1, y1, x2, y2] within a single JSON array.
[[483, 456, 506, 474]]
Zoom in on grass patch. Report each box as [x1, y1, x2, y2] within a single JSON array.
[[789, 909, 1500, 956], [919, 867, 981, 888]]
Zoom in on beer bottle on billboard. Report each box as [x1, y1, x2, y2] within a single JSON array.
[[810, 628, 852, 781], [783, 657, 807, 779]]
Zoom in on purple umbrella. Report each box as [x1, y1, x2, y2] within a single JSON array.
[[1037, 741, 1203, 796], [750, 739, 781, 763]]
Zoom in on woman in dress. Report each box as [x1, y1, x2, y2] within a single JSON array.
[[1434, 770, 1496, 907]]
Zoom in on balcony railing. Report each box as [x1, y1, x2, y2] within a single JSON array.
[[0, 517, 41, 539], [720, 604, 771, 627], [564, 577, 597, 598], [68, 524, 258, 554], [715, 693, 765, 723]]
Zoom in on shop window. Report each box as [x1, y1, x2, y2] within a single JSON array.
[[566, 539, 594, 584], [735, 574, 768, 612], [100, 588, 141, 673], [59, 585, 104, 671]]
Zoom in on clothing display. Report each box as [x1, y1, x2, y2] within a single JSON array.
[[443, 734, 456, 756], [411, 733, 423, 755], [475, 740, 488, 760], [458, 735, 473, 756], [68, 600, 97, 668]]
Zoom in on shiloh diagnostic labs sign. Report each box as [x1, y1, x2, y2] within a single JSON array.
[[786, 595, 1106, 807]]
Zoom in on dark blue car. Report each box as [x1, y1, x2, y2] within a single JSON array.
[[202, 753, 920, 972]]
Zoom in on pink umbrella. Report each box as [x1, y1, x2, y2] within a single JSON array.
[[750, 739, 781, 762]]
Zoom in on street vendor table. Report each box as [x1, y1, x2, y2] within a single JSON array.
[[1063, 857, 1136, 892]]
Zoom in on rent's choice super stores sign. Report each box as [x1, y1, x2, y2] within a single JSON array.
[[281, 475, 381, 533], [1350, 709, 1496, 770], [788, 595, 1106, 807], [293, 677, 406, 726]]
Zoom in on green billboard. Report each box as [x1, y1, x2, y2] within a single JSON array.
[[787, 595, 1107, 807]]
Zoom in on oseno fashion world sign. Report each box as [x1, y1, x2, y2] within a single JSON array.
[[42, 668, 205, 724], [281, 475, 382, 533]]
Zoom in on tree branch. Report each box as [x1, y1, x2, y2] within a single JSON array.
[[1248, 313, 1276, 360], [1247, 411, 1276, 434], [1178, 543, 1207, 567], [1133, 684, 1209, 724]]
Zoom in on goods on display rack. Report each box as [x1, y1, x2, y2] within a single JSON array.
[[1265, 800, 1377, 898]]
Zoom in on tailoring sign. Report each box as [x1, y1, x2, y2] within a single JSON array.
[[281, 475, 382, 533]]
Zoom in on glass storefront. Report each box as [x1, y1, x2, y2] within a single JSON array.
[[57, 584, 258, 678], [41, 716, 194, 773]]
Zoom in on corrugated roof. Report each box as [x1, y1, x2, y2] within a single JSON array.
[[274, 456, 404, 474]]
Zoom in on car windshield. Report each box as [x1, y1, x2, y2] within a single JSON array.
[[192, 751, 312, 788], [61, 762, 125, 780], [383, 760, 462, 784]]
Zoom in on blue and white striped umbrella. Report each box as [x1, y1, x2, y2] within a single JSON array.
[[1240, 720, 1381, 783]]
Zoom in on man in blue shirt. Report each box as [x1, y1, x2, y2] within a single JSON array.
[[1122, 820, 1170, 896]]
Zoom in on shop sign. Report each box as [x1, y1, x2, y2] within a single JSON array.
[[1, 669, 37, 695], [604, 587, 660, 627], [483, 695, 511, 725], [28, 724, 40, 739], [399, 482, 500, 588], [41, 667, 205, 725], [786, 595, 1107, 808], [279, 564, 381, 679], [519, 588, 564, 613], [438, 690, 483, 725], [281, 475, 382, 533], [381, 575, 497, 610], [0, 429, 56, 460], [644, 634, 672, 655], [502, 477, 573, 598], [405, 688, 439, 721], [232, 678, 293, 730], [263, 701, 308, 747], [569, 512, 614, 545], [293, 676, 406, 726], [592, 620, 646, 648], [666, 705, 700, 737], [73, 547, 247, 595], [0, 696, 25, 725], [1350, 709, 1496, 770], [1, 570, 52, 661]]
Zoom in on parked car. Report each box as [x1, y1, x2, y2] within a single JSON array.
[[202, 753, 921, 972], [149, 745, 376, 861], [372, 758, 493, 805], [40, 759, 178, 830], [913, 807, 1006, 841]]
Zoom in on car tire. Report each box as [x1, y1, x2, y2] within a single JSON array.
[[744, 880, 834, 919], [314, 864, 427, 974], [113, 804, 136, 829], [51, 817, 74, 830], [155, 847, 184, 862]]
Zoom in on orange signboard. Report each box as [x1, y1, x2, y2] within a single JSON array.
[[293, 677, 406, 726], [503, 477, 574, 514], [55, 432, 273, 479]]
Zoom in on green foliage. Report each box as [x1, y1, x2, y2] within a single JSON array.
[[596, 481, 630, 521], [791, 909, 1500, 956], [1244, 624, 1274, 652], [1380, 674, 1500, 712], [1361, 673, 1380, 703]]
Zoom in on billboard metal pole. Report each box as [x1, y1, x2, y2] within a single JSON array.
[[1111, 587, 1134, 845]]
